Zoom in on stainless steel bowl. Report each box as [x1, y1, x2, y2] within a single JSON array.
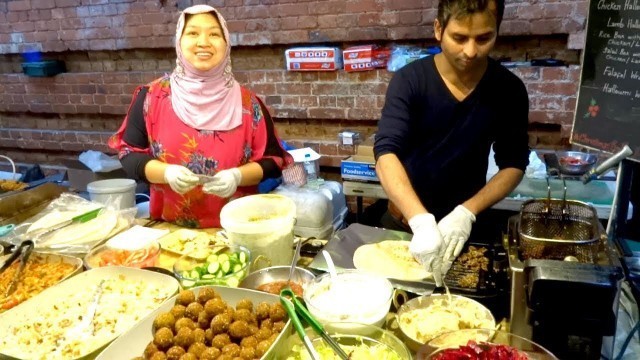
[[239, 265, 316, 294], [556, 151, 597, 175]]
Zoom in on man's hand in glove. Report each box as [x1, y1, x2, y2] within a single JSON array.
[[408, 213, 445, 287], [203, 168, 242, 198], [163, 164, 199, 194], [438, 205, 476, 275]]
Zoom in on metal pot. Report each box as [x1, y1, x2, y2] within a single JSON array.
[[238, 265, 315, 294]]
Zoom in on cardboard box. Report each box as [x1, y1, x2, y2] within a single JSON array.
[[343, 181, 387, 199], [343, 45, 390, 72], [341, 155, 378, 182], [62, 159, 127, 191], [285, 47, 343, 71]]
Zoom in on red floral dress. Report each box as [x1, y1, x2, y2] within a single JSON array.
[[109, 76, 290, 228]]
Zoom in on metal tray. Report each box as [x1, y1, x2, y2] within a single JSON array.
[[308, 223, 500, 296]]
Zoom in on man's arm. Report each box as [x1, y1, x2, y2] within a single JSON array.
[[462, 167, 524, 216], [376, 153, 428, 221]]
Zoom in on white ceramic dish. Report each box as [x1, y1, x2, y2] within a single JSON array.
[[0, 266, 179, 360], [96, 285, 292, 360], [0, 251, 83, 313]]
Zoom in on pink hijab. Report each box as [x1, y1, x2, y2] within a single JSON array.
[[170, 5, 242, 131]]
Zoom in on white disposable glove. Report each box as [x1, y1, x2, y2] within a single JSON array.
[[163, 164, 199, 194], [438, 205, 476, 275], [408, 213, 445, 287], [203, 168, 242, 198]]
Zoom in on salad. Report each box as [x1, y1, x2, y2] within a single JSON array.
[[432, 341, 530, 360], [287, 340, 403, 360]]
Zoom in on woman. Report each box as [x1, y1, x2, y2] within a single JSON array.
[[109, 5, 292, 228]]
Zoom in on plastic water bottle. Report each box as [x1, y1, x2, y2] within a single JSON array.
[[303, 153, 317, 182]]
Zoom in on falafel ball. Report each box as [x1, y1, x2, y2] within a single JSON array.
[[228, 320, 252, 340], [210, 313, 232, 334], [197, 311, 212, 330], [178, 353, 197, 360], [255, 302, 270, 320], [233, 309, 255, 324], [197, 287, 217, 304], [198, 347, 221, 360], [239, 346, 256, 360], [211, 333, 232, 349], [153, 312, 176, 332], [255, 340, 272, 357], [221, 343, 241, 357], [174, 327, 195, 349], [184, 302, 204, 322], [170, 305, 187, 320], [260, 318, 273, 330], [240, 336, 258, 348], [149, 352, 168, 360], [174, 317, 196, 332], [165, 346, 186, 360], [153, 327, 174, 350], [204, 298, 227, 317], [272, 321, 286, 333], [187, 342, 207, 358], [176, 290, 196, 307], [192, 327, 206, 344], [255, 328, 272, 341], [235, 298, 253, 312], [268, 303, 286, 322], [144, 341, 159, 359]]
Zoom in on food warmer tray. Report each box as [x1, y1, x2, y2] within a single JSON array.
[[307, 223, 503, 297]]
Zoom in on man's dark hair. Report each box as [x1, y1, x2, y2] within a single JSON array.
[[437, 0, 504, 34]]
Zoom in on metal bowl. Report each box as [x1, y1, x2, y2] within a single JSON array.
[[396, 294, 496, 352], [556, 151, 597, 175], [239, 265, 316, 295]]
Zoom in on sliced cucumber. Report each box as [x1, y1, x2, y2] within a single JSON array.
[[217, 254, 229, 264], [202, 274, 215, 280], [238, 251, 247, 264], [206, 254, 218, 263], [221, 260, 231, 274], [189, 270, 200, 279], [207, 262, 220, 274], [182, 280, 196, 288], [232, 264, 243, 273], [226, 277, 240, 287]]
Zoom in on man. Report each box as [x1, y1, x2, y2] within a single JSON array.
[[374, 0, 530, 285]]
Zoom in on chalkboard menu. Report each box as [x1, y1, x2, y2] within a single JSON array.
[[571, 0, 640, 162]]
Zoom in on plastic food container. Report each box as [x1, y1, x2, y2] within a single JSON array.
[[417, 329, 558, 359], [303, 270, 393, 327], [87, 178, 136, 210], [173, 244, 250, 288], [279, 322, 411, 359], [220, 194, 296, 269], [84, 238, 160, 269]]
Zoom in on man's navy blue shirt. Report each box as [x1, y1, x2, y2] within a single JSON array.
[[374, 56, 530, 220]]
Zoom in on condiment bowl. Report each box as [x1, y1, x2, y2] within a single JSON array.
[[397, 293, 495, 352], [238, 265, 316, 297], [173, 244, 250, 288], [417, 329, 558, 359], [303, 269, 393, 327], [556, 151, 597, 175], [278, 322, 411, 359]]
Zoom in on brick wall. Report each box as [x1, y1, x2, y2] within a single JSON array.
[[0, 0, 588, 173]]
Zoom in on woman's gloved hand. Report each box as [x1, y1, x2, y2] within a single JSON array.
[[408, 213, 444, 287], [163, 164, 199, 194], [438, 205, 476, 275], [203, 168, 242, 198]]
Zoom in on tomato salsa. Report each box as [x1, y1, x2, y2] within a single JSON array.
[[257, 280, 304, 297]]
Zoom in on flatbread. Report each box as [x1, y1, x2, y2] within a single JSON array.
[[353, 240, 432, 281]]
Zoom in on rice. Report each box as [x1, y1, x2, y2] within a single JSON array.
[[0, 274, 173, 360]]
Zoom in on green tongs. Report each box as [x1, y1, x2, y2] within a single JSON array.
[[279, 288, 350, 360]]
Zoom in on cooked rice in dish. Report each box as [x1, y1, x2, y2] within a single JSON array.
[[0, 274, 174, 359]]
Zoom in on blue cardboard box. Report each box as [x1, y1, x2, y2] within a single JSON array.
[[341, 156, 379, 182]]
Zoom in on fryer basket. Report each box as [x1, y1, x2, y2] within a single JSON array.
[[518, 198, 600, 262]]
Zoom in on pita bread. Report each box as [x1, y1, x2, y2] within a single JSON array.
[[353, 240, 432, 281]]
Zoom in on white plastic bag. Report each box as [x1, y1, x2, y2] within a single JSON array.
[[79, 150, 122, 173]]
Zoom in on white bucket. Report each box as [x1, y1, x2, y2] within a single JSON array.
[[220, 194, 296, 270], [87, 178, 136, 210]]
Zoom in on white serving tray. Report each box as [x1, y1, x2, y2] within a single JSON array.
[[96, 285, 292, 360], [0, 266, 180, 360]]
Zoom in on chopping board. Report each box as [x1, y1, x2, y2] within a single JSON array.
[[308, 223, 436, 295]]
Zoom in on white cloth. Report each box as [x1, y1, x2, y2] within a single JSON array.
[[163, 164, 199, 194], [203, 168, 242, 198], [408, 213, 444, 287], [438, 205, 476, 275]]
